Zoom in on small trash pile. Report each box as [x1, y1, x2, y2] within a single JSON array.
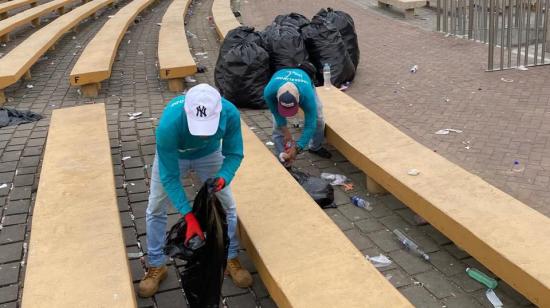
[[0, 108, 42, 128], [164, 183, 228, 308], [215, 8, 360, 109]]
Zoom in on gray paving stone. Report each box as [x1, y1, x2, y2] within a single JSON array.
[[419, 224, 452, 246], [337, 203, 371, 222], [415, 270, 460, 299], [448, 272, 485, 293], [4, 200, 30, 215], [344, 228, 374, 250], [123, 228, 138, 247], [379, 194, 407, 210], [22, 147, 43, 157], [158, 266, 181, 292], [401, 229, 440, 253], [0, 284, 18, 304], [222, 275, 249, 297], [471, 289, 520, 308], [18, 156, 40, 168], [125, 167, 145, 180], [2, 214, 27, 226], [8, 187, 32, 201], [369, 201, 394, 218], [0, 301, 16, 308], [444, 243, 471, 260], [250, 273, 268, 298], [259, 297, 277, 308], [389, 249, 432, 275], [26, 138, 46, 147], [129, 192, 149, 203], [428, 250, 464, 276], [0, 162, 17, 173], [127, 180, 148, 194], [498, 281, 532, 306], [367, 229, 401, 252], [118, 197, 130, 212], [323, 208, 353, 231], [225, 292, 258, 308], [383, 268, 413, 288], [400, 285, 441, 308], [13, 174, 34, 187], [333, 188, 350, 206], [443, 293, 484, 308], [120, 212, 134, 228], [131, 201, 148, 219], [0, 173, 14, 184], [378, 215, 411, 231], [155, 289, 188, 308], [15, 167, 36, 175], [0, 263, 19, 286], [124, 157, 144, 168], [395, 208, 424, 226], [129, 258, 144, 282], [0, 152, 21, 163], [0, 225, 26, 244]]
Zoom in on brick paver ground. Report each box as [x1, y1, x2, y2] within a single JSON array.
[[0, 0, 543, 307]]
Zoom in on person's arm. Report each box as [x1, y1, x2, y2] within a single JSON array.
[[264, 80, 287, 127], [296, 86, 318, 150], [216, 108, 244, 185], [156, 123, 192, 215]]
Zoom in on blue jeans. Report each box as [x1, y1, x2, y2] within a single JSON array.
[[146, 150, 240, 267], [272, 91, 325, 154]]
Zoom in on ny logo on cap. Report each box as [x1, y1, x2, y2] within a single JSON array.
[[196, 105, 207, 117]]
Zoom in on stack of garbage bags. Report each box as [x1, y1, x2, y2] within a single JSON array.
[[214, 8, 359, 108], [164, 183, 228, 308]]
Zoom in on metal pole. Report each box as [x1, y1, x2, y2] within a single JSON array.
[[483, 0, 488, 41], [517, 0, 524, 66], [463, 0, 468, 34], [501, 0, 506, 69], [437, 0, 442, 31], [534, 0, 540, 64], [542, 0, 550, 63], [451, 0, 456, 34], [469, 0, 475, 38], [524, 0, 531, 65], [508, 0, 513, 67], [444, 0, 449, 32], [489, 0, 495, 69]]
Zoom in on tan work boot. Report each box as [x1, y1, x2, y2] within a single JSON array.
[[138, 265, 168, 297], [226, 258, 253, 288]]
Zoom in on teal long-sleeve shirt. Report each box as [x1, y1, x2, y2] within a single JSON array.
[[155, 95, 243, 215], [263, 68, 318, 149]]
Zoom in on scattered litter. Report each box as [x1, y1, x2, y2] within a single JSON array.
[[517, 65, 528, 71], [462, 140, 471, 150], [351, 195, 372, 211], [500, 77, 513, 83], [278, 152, 289, 163], [233, 10, 241, 17], [342, 183, 354, 191], [413, 280, 424, 286], [511, 159, 524, 172], [486, 289, 503, 308], [385, 274, 393, 281], [366, 254, 392, 268], [128, 112, 142, 120], [321, 173, 348, 185], [122, 156, 131, 161], [156, 22, 162, 26], [186, 30, 197, 38], [249, 126, 256, 130], [435, 128, 463, 135], [108, 15, 114, 18], [72, 36, 76, 40], [0, 184, 7, 189], [75, 45, 81, 49], [407, 168, 420, 176], [466, 268, 498, 289], [1, 44, 6, 47], [444, 98, 450, 102], [127, 252, 144, 258], [138, 51, 144, 56], [339, 84, 349, 91], [265, 141, 274, 146], [195, 52, 208, 56], [196, 64, 207, 73], [26, 84, 34, 89], [393, 229, 430, 261], [410, 64, 418, 73], [185, 76, 197, 83]]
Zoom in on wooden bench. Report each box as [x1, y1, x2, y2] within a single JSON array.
[[21, 104, 135, 308], [0, 0, 113, 105], [0, 0, 75, 43], [69, 0, 155, 97], [158, 0, 196, 92], [232, 124, 413, 307], [0, 0, 38, 20], [377, 0, 426, 17], [318, 86, 550, 307], [211, 0, 240, 39]]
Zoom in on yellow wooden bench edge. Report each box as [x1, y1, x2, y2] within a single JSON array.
[[0, 0, 38, 15]]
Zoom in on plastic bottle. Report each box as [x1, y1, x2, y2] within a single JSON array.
[[323, 63, 332, 89], [393, 229, 430, 261], [511, 160, 524, 172], [350, 196, 372, 211], [466, 268, 498, 289]]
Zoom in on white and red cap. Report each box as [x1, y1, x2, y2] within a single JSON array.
[[277, 82, 300, 117], [184, 83, 223, 136]]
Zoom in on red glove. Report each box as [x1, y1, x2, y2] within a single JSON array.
[[184, 213, 204, 246], [207, 177, 225, 193]]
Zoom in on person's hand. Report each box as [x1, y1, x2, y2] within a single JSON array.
[[206, 177, 225, 193], [281, 127, 293, 145], [184, 213, 204, 246], [285, 146, 298, 162]]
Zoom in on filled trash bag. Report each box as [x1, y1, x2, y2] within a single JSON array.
[[273, 12, 310, 29], [261, 24, 310, 73], [316, 8, 360, 69], [301, 15, 355, 87], [214, 26, 263, 91], [215, 40, 270, 109], [164, 183, 228, 308], [290, 168, 335, 208]]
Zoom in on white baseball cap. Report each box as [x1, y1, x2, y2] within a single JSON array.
[[184, 84, 223, 136]]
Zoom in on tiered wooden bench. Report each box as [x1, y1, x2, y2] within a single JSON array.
[[211, 0, 239, 38], [317, 86, 550, 306], [0, 0, 76, 43], [0, 0, 114, 104], [22, 104, 135, 307], [0, 0, 38, 20], [377, 0, 426, 17], [158, 0, 196, 92], [69, 0, 155, 97], [232, 124, 413, 307]]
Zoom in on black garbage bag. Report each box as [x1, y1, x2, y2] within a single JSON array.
[[316, 8, 360, 69], [273, 12, 310, 29], [214, 26, 263, 91], [301, 15, 355, 87], [261, 24, 310, 73], [164, 183, 228, 308], [290, 168, 335, 208], [216, 40, 270, 109], [0, 108, 42, 128]]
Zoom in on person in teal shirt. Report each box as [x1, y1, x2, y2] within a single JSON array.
[[139, 84, 252, 298], [263, 68, 332, 164]]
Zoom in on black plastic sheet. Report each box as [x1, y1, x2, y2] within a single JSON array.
[[290, 169, 335, 208], [261, 24, 310, 73], [273, 12, 310, 29]]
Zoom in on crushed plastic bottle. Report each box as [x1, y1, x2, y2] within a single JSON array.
[[466, 268, 498, 289], [410, 64, 418, 73], [511, 160, 524, 172], [323, 63, 332, 89], [350, 196, 372, 211], [321, 173, 348, 185], [393, 229, 430, 261]]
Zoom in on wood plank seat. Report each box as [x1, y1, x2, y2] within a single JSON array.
[[21, 104, 136, 308], [0, 0, 39, 20], [377, 0, 426, 17], [69, 0, 155, 97], [317, 86, 550, 307], [211, 0, 239, 39], [0, 0, 76, 44], [0, 0, 114, 105], [158, 0, 196, 92], [232, 124, 413, 308]]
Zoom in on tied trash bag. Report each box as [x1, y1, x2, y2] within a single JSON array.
[[164, 183, 228, 308], [302, 15, 355, 87], [316, 8, 360, 68], [214, 26, 263, 91], [216, 40, 270, 109], [290, 168, 335, 208], [273, 12, 310, 29], [261, 24, 310, 73]]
